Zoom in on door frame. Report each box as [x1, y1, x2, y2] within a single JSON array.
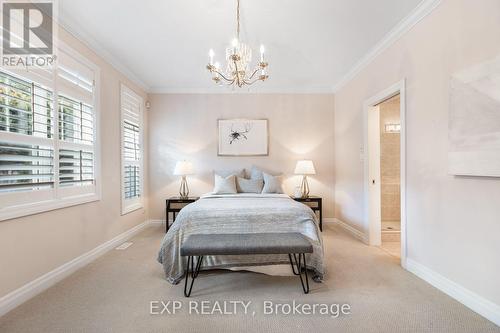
[[363, 79, 407, 268]]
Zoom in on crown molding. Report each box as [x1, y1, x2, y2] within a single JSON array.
[[331, 0, 442, 93], [148, 87, 334, 94], [57, 0, 441, 95], [57, 16, 150, 92]]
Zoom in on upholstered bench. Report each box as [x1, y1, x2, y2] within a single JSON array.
[[180, 233, 313, 297]]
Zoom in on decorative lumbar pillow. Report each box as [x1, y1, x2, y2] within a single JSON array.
[[214, 169, 246, 179], [213, 174, 237, 194], [262, 172, 284, 194], [236, 177, 264, 193]]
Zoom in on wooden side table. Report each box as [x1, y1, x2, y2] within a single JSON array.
[[165, 197, 199, 233], [293, 196, 323, 231]]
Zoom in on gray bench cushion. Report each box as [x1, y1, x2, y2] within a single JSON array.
[[180, 233, 313, 256]]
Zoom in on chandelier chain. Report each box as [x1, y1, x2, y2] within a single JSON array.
[[236, 0, 240, 39]]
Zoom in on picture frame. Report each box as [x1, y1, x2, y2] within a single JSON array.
[[448, 56, 500, 177], [217, 119, 269, 156]]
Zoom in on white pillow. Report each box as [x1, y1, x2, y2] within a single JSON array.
[[262, 172, 284, 194], [236, 177, 264, 193], [213, 174, 237, 194]]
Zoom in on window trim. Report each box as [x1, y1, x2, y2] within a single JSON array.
[[120, 83, 144, 215], [0, 41, 101, 221]]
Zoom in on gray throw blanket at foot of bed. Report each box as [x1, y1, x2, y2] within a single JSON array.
[[157, 194, 326, 284]]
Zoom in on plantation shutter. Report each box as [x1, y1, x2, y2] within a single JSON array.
[[0, 70, 55, 199], [56, 47, 96, 193], [0, 43, 100, 221], [120, 84, 143, 214]]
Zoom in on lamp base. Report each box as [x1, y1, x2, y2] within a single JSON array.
[[179, 176, 189, 199], [300, 175, 310, 199]]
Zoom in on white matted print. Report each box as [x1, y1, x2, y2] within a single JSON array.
[[218, 119, 268, 156], [448, 55, 500, 177]]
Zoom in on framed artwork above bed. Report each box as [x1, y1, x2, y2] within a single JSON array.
[[218, 119, 269, 156]]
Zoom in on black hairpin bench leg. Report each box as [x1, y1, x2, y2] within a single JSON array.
[[289, 253, 309, 294], [184, 256, 203, 297], [289, 254, 299, 275]]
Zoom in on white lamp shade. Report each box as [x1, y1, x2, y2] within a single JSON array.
[[173, 161, 194, 176], [294, 160, 316, 175]]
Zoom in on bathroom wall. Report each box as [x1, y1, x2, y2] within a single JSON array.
[[379, 96, 401, 222]]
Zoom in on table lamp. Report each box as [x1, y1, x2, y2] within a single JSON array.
[[294, 160, 316, 199], [173, 161, 194, 199]]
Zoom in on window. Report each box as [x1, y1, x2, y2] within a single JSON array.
[[123, 122, 140, 199], [0, 143, 54, 192], [0, 44, 100, 221], [58, 149, 94, 187], [0, 72, 53, 139], [120, 84, 143, 214]]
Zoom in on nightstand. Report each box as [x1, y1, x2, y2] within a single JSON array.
[[165, 197, 199, 233], [293, 196, 323, 231]]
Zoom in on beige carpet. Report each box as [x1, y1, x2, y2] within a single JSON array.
[[0, 225, 498, 333]]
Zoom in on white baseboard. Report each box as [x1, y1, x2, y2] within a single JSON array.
[[0, 220, 152, 317], [332, 218, 369, 244], [407, 259, 500, 326], [323, 217, 336, 224], [149, 219, 164, 226], [328, 218, 500, 326]]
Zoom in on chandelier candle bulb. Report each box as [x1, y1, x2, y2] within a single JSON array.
[[214, 62, 221, 82], [260, 45, 265, 62], [232, 38, 238, 55], [209, 49, 214, 65]]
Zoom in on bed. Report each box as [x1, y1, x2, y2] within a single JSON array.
[[157, 193, 325, 284]]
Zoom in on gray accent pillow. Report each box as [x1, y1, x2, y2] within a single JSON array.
[[214, 169, 246, 178], [236, 177, 264, 193], [262, 172, 284, 194], [213, 174, 237, 194], [249, 166, 264, 180]]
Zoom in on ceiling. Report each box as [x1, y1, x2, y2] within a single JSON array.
[[59, 0, 423, 93]]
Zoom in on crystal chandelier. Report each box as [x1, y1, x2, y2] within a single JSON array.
[[206, 0, 269, 88]]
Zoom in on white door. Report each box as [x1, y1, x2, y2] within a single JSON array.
[[368, 106, 381, 246]]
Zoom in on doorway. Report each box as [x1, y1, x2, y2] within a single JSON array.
[[364, 80, 406, 267], [378, 95, 401, 257]]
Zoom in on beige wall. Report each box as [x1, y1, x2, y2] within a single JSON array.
[[379, 96, 400, 222], [334, 0, 500, 305], [148, 94, 335, 220], [0, 27, 149, 298]]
